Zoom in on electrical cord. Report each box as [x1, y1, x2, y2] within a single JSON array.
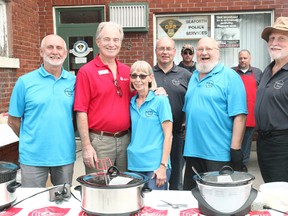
[[1, 187, 52, 212], [0, 183, 78, 212]]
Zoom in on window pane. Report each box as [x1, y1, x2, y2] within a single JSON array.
[[219, 13, 271, 70], [60, 10, 102, 24]]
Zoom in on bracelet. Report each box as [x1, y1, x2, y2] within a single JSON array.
[[160, 163, 167, 168]]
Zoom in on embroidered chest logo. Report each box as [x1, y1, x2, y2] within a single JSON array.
[[172, 79, 180, 86], [205, 80, 214, 88], [64, 88, 73, 97], [145, 110, 153, 117], [274, 80, 284, 89]]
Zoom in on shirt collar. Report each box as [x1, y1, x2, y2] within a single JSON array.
[[39, 64, 67, 79], [154, 62, 178, 74]]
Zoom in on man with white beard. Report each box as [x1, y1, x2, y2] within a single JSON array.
[[255, 17, 288, 183], [8, 34, 76, 187], [182, 37, 247, 190]]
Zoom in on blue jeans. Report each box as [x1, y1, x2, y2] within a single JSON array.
[[133, 169, 171, 190], [241, 127, 255, 165], [169, 132, 185, 190]]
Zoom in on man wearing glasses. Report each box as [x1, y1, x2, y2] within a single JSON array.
[[183, 37, 247, 190], [178, 44, 197, 73], [74, 22, 132, 174], [153, 37, 192, 190]]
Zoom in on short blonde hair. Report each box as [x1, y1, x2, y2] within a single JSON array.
[[130, 60, 157, 91]]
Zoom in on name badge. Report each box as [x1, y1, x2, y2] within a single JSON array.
[[98, 70, 109, 75]]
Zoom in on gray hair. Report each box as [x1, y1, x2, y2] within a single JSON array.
[[96, 21, 124, 41], [40, 34, 67, 51]]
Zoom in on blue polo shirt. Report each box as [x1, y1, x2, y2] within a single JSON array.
[[8, 65, 76, 166], [183, 63, 247, 161], [127, 91, 173, 171]]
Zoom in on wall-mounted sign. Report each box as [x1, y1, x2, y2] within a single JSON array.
[[215, 15, 240, 48], [69, 40, 93, 57], [157, 16, 209, 39]]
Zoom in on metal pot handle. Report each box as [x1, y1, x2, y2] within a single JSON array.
[[219, 165, 234, 175], [141, 185, 152, 198], [7, 181, 21, 193], [107, 166, 120, 177]]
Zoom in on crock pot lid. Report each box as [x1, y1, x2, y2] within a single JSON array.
[[201, 170, 255, 184], [0, 161, 19, 174], [81, 171, 144, 186]]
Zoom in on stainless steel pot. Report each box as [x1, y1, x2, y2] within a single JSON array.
[[193, 166, 255, 214], [76, 166, 151, 215], [0, 161, 21, 210]]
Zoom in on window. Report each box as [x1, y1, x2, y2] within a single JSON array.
[[0, 0, 8, 57], [155, 12, 272, 71]]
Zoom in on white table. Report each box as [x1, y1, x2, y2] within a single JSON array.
[[0, 187, 283, 216]]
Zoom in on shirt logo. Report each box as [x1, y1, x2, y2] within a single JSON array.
[[64, 88, 73, 97], [145, 110, 153, 117], [120, 76, 129, 81], [206, 80, 214, 88], [172, 79, 180, 86], [274, 80, 284, 89]]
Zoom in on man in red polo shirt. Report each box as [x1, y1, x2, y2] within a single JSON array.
[[74, 22, 133, 174]]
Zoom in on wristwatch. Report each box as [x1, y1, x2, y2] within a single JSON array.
[[160, 162, 167, 168]]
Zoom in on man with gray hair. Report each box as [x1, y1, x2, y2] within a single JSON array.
[[74, 22, 132, 174], [8, 34, 76, 187], [183, 37, 247, 190], [255, 16, 288, 183]]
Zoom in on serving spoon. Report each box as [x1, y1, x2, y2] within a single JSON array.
[[192, 166, 203, 180]]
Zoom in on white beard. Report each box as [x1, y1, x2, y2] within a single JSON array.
[[196, 60, 218, 74]]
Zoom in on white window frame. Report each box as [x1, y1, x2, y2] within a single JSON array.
[[0, 0, 19, 68]]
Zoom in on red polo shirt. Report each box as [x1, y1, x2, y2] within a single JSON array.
[[74, 55, 132, 132]]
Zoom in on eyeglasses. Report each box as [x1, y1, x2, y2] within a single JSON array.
[[130, 73, 149, 80], [156, 47, 175, 52], [183, 51, 193, 55], [196, 47, 219, 53], [114, 80, 122, 97]]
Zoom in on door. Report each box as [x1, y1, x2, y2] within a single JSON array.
[[55, 7, 105, 75]]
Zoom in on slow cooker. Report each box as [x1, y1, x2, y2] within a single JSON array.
[[76, 166, 151, 215], [0, 161, 21, 210], [192, 165, 257, 215]]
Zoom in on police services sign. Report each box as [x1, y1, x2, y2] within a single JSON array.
[[157, 16, 209, 39]]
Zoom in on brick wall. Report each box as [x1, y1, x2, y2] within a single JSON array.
[[0, 0, 40, 113], [38, 0, 288, 67]]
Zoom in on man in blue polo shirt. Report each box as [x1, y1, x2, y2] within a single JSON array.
[[183, 37, 247, 190], [8, 34, 76, 187]]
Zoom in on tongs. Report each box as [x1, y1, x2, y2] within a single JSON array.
[[95, 158, 113, 185]]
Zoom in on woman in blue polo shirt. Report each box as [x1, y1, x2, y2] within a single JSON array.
[[127, 60, 173, 190]]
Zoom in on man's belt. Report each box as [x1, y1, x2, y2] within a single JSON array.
[[258, 129, 288, 138], [89, 129, 129, 137]]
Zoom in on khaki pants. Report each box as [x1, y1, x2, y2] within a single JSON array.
[[85, 132, 130, 174]]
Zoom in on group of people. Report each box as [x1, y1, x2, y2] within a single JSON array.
[[8, 16, 288, 189]]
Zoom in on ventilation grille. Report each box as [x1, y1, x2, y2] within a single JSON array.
[[109, 4, 148, 31]]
